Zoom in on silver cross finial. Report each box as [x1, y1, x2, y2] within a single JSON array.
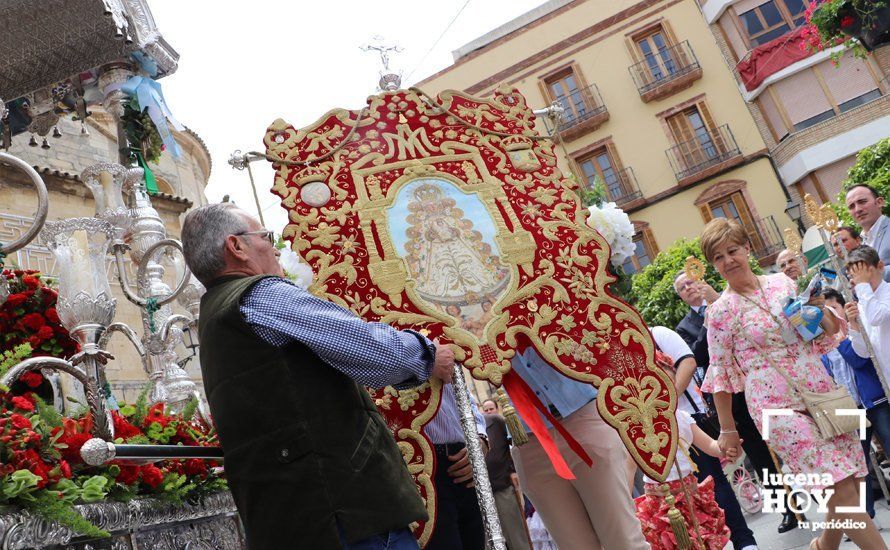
[[360, 36, 403, 73]]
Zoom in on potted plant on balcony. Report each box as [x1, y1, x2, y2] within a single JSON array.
[[804, 0, 890, 58]]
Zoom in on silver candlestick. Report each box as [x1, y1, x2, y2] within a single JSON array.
[[6, 217, 120, 440], [83, 161, 199, 411]]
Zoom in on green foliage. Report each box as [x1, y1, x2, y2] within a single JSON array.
[[79, 476, 110, 503], [1, 469, 40, 501], [154, 472, 192, 504], [122, 97, 163, 163], [35, 396, 62, 429], [831, 138, 890, 226], [806, 0, 886, 60], [569, 173, 607, 209], [627, 237, 763, 328], [608, 264, 635, 304], [181, 395, 199, 423], [0, 344, 33, 379], [132, 383, 152, 426], [25, 491, 109, 539]]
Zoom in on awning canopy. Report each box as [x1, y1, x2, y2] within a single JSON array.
[[0, 0, 178, 101]]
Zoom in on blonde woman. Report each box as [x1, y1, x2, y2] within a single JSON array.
[[698, 218, 884, 550]]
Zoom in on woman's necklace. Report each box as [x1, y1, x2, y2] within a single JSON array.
[[735, 276, 798, 345]]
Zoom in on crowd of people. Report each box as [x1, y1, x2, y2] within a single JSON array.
[[178, 182, 890, 549]]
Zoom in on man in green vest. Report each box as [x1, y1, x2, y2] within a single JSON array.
[[181, 203, 455, 549]]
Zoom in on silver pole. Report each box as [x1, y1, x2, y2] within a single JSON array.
[[451, 366, 506, 550]]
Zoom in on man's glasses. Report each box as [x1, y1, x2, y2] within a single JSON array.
[[234, 230, 275, 245]]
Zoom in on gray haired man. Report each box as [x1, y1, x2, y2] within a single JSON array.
[[180, 203, 454, 550]]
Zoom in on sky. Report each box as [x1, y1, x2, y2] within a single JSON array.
[[150, 0, 547, 233]]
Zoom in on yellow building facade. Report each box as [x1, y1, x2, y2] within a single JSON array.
[[418, 0, 799, 272], [701, 0, 889, 206]]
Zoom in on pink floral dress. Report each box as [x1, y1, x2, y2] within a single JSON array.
[[701, 273, 866, 491]]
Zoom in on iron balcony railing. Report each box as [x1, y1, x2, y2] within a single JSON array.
[[748, 215, 784, 261], [554, 83, 608, 133], [666, 124, 741, 181], [629, 40, 701, 96], [601, 167, 642, 207]]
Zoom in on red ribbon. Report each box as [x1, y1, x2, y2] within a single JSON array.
[[503, 369, 593, 480]]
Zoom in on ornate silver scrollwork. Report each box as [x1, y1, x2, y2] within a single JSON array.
[[0, 491, 242, 549], [0, 152, 49, 260]]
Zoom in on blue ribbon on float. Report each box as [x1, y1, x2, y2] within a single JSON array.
[[116, 75, 184, 159]]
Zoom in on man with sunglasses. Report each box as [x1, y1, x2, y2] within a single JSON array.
[[181, 203, 455, 550]]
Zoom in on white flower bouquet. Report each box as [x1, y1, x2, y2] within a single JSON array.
[[586, 202, 635, 267]]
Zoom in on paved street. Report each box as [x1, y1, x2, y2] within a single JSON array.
[[744, 500, 890, 549]]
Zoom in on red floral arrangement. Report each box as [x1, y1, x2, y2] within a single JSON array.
[[0, 385, 225, 537], [0, 269, 225, 537], [1, 269, 79, 380]]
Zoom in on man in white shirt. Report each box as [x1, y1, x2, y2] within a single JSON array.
[[846, 185, 890, 282], [650, 326, 759, 550], [847, 245, 890, 377]]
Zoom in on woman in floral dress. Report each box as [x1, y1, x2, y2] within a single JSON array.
[[698, 218, 883, 550]]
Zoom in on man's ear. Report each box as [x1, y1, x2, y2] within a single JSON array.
[[224, 234, 248, 260]]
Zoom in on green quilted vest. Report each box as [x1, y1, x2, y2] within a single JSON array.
[[199, 275, 427, 549]]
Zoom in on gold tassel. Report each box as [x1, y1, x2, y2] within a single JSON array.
[[496, 388, 529, 445], [663, 484, 692, 550]]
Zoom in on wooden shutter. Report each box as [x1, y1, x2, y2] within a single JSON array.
[[757, 92, 789, 141], [697, 102, 728, 154], [772, 69, 833, 124], [730, 193, 765, 250], [817, 53, 879, 105]]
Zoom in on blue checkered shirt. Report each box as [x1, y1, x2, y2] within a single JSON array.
[[240, 277, 435, 389]]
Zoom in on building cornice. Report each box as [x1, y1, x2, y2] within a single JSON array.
[[701, 0, 734, 24], [416, 0, 667, 93], [777, 116, 889, 185], [0, 163, 193, 214]]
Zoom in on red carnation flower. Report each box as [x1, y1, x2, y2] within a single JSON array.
[[140, 464, 164, 488], [45, 308, 60, 324], [21, 313, 46, 331], [112, 412, 143, 440], [59, 460, 72, 479], [840, 15, 855, 28], [22, 275, 40, 289], [36, 325, 54, 341], [4, 293, 28, 308], [116, 463, 141, 485], [27, 336, 41, 349], [59, 432, 92, 463], [184, 458, 208, 478], [10, 413, 32, 430], [10, 396, 34, 412], [144, 403, 171, 428], [19, 371, 43, 388]]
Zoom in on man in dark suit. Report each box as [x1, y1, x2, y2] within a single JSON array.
[[674, 271, 802, 534]]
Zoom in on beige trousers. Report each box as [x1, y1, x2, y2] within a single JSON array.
[[493, 486, 532, 550], [511, 401, 650, 550]]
